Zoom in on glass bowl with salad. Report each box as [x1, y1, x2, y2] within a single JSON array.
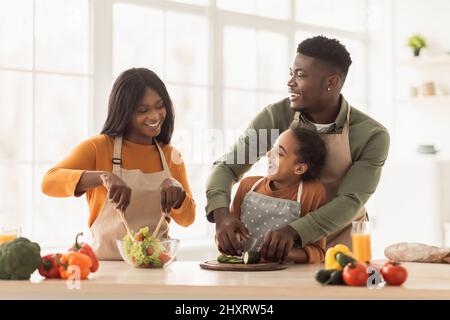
[[116, 227, 179, 268]]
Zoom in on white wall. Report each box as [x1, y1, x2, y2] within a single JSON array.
[[394, 0, 450, 155], [368, 0, 450, 154], [367, 0, 450, 258], [367, 0, 395, 132]]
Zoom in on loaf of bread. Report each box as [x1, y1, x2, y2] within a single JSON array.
[[384, 243, 450, 263]]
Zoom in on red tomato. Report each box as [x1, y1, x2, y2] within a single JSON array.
[[343, 262, 368, 286], [381, 261, 408, 286], [135, 233, 144, 241], [146, 247, 154, 256], [159, 252, 172, 265]]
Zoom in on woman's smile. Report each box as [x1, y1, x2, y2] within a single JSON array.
[[143, 120, 161, 130]]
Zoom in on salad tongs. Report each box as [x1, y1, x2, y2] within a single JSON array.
[[152, 210, 170, 239]]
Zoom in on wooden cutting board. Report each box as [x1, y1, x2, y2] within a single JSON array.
[[199, 260, 287, 272]]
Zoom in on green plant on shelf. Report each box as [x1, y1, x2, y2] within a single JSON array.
[[407, 34, 427, 57]]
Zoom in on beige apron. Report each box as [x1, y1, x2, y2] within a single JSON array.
[[91, 136, 171, 260], [294, 105, 366, 250]]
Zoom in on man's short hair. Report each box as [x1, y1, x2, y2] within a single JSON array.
[[297, 35, 352, 78]]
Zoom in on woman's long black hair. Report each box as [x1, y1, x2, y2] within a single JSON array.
[[101, 68, 174, 144]]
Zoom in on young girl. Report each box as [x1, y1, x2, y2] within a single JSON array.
[[230, 126, 327, 264], [41, 68, 195, 260]]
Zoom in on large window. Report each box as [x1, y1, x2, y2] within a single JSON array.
[[223, 27, 288, 133], [112, 2, 210, 239], [0, 0, 368, 247], [0, 0, 91, 248]]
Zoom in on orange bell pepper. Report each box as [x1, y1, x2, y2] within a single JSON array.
[[59, 252, 92, 280], [69, 232, 99, 273]]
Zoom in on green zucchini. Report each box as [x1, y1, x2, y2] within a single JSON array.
[[315, 269, 345, 286], [335, 252, 356, 267], [243, 251, 260, 264], [315, 269, 335, 284], [326, 270, 345, 285]]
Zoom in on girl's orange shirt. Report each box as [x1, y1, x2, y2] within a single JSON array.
[[41, 134, 195, 228]]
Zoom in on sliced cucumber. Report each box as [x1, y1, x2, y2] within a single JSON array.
[[243, 251, 260, 264], [217, 254, 244, 264]]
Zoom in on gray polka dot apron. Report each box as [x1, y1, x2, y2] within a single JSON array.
[[240, 177, 303, 251]]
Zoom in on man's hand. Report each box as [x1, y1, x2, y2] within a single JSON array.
[[214, 208, 250, 256], [260, 225, 300, 263]]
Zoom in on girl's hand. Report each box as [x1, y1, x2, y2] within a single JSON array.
[[160, 178, 186, 213], [101, 173, 132, 213]]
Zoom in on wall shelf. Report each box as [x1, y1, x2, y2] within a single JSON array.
[[397, 96, 450, 106], [398, 55, 450, 66]]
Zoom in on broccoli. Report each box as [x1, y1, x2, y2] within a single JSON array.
[[0, 237, 41, 280]]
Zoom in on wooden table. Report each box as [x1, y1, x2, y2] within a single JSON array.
[[1, 260, 450, 299]]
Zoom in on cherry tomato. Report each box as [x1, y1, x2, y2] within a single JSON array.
[[159, 252, 172, 265], [381, 261, 408, 286], [146, 247, 154, 256], [343, 262, 368, 286], [135, 233, 144, 241]]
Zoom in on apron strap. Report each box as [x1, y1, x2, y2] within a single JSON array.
[[249, 177, 303, 203], [296, 180, 303, 203], [249, 177, 266, 192], [112, 136, 123, 175], [153, 138, 171, 176], [342, 105, 351, 134], [112, 136, 171, 176], [294, 105, 351, 133]]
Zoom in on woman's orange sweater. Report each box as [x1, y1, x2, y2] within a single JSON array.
[[41, 134, 195, 228]]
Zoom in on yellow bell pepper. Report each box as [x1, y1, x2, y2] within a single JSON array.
[[325, 244, 354, 270]]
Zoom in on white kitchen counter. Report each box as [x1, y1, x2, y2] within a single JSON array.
[[1, 260, 450, 299]]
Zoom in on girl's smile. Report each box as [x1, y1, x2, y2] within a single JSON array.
[[267, 155, 279, 176]]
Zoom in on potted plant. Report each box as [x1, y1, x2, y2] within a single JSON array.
[[407, 34, 427, 57]]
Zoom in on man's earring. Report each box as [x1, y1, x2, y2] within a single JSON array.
[[327, 87, 331, 91]]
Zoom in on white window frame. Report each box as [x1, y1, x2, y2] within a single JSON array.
[[92, 0, 368, 127], [0, 0, 93, 240], [0, 0, 368, 248], [90, 0, 370, 242]]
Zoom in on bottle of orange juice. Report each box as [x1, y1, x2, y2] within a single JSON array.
[[351, 221, 372, 263], [0, 227, 19, 245]]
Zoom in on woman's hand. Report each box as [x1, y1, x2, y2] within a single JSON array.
[[101, 172, 132, 213], [160, 178, 186, 213]]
